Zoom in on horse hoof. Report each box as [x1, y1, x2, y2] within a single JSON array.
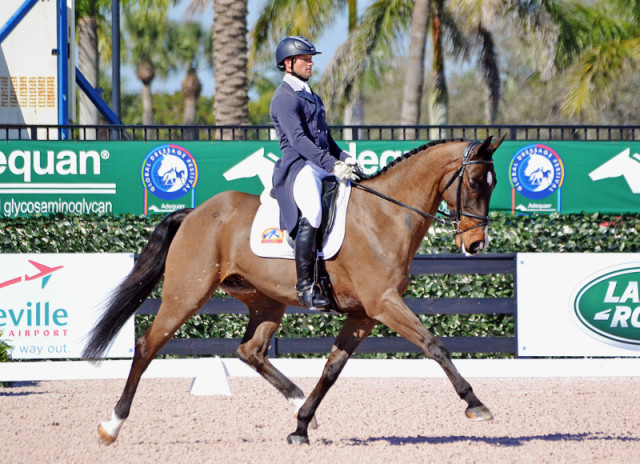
[[287, 433, 310, 445], [465, 405, 494, 421], [97, 424, 117, 445]]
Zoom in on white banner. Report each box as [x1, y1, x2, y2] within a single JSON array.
[[0, 253, 134, 359], [517, 253, 640, 357]]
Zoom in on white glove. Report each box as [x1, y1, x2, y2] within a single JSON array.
[[344, 156, 363, 172], [344, 156, 364, 178], [332, 160, 360, 182]]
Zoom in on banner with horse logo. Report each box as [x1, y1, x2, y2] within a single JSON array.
[[0, 140, 638, 218]]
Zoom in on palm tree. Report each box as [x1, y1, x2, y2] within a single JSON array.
[[168, 21, 213, 126], [321, 0, 557, 134], [123, 4, 172, 125], [188, 0, 249, 136], [213, 0, 249, 133], [429, 0, 449, 135], [401, 0, 430, 136], [317, 0, 413, 121], [76, 0, 110, 136], [75, 0, 172, 129], [548, 0, 640, 120], [448, 0, 559, 124]]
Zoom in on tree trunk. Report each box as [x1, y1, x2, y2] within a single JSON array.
[[136, 60, 155, 127], [428, 0, 449, 140], [478, 25, 500, 124], [213, 0, 249, 139], [342, 93, 364, 140], [142, 84, 153, 126], [78, 16, 99, 139], [401, 0, 430, 140], [182, 69, 202, 139]]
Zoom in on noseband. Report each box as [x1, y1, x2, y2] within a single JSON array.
[[352, 140, 494, 236]]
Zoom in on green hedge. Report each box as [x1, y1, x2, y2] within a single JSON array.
[[3, 211, 636, 254], [1, 212, 638, 359]]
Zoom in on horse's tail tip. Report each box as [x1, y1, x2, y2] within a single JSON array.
[[84, 357, 103, 366]]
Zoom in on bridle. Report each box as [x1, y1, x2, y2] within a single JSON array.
[[438, 140, 494, 234], [351, 140, 494, 235]]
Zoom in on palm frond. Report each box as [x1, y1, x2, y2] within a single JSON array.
[[249, 0, 343, 67], [550, 0, 638, 69], [317, 0, 413, 109], [559, 37, 640, 118]]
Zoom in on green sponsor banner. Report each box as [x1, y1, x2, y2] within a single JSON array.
[[499, 141, 640, 214], [0, 140, 638, 217]]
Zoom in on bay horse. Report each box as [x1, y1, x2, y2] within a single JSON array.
[[83, 135, 505, 445]]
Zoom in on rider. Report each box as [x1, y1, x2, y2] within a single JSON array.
[[270, 35, 361, 310]]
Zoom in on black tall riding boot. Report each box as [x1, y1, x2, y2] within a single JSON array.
[[294, 217, 331, 309]]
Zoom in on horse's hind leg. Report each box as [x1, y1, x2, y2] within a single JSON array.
[[98, 271, 219, 444], [235, 297, 316, 425], [287, 312, 378, 445], [367, 291, 493, 421]]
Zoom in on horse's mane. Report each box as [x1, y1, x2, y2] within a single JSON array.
[[359, 138, 465, 181]]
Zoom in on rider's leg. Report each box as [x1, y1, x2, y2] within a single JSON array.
[[292, 163, 331, 309]]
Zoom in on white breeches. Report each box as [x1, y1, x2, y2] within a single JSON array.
[[293, 162, 333, 228]]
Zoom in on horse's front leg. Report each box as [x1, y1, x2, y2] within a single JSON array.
[[368, 289, 493, 421], [287, 312, 378, 445]]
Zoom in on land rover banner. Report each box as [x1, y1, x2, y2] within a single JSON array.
[[0, 140, 638, 217], [517, 253, 640, 357]]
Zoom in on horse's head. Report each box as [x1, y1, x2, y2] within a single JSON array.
[[440, 135, 505, 256]]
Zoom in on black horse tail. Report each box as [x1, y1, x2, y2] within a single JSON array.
[[82, 208, 193, 361]]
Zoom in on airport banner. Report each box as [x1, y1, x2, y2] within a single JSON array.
[[0, 253, 134, 359], [0, 140, 638, 217], [517, 253, 640, 357]]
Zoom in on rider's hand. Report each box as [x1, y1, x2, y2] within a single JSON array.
[[344, 157, 364, 178], [344, 156, 362, 171], [332, 160, 360, 182]]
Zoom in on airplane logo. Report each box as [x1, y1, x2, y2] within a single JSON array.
[[0, 260, 64, 290], [589, 148, 640, 194]]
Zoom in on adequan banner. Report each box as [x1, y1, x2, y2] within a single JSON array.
[[0, 253, 134, 359], [0, 140, 638, 217]]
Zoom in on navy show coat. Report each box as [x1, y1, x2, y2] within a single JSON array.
[[270, 80, 349, 235]]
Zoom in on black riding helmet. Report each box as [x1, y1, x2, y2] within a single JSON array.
[[275, 36, 321, 71]]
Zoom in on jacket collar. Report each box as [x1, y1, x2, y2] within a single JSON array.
[[283, 73, 311, 93], [283, 74, 316, 104]]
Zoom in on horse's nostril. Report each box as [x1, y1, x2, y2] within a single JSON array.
[[469, 241, 484, 254]]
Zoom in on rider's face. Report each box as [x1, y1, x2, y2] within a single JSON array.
[[287, 54, 314, 80]]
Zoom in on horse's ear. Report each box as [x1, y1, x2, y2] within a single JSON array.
[[474, 136, 494, 160], [489, 133, 507, 154], [475, 134, 506, 160]]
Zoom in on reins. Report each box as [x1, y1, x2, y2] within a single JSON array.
[[351, 140, 493, 235], [351, 181, 448, 225]]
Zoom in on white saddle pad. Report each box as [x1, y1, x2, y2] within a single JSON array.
[[250, 183, 351, 259]]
